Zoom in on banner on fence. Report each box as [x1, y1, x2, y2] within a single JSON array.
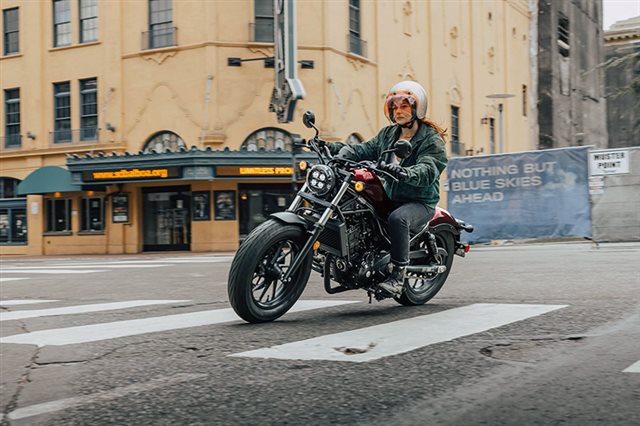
[[446, 147, 591, 243]]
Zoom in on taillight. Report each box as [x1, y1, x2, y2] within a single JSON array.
[[464, 244, 470, 253]]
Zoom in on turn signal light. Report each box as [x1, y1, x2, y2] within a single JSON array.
[[313, 240, 321, 251], [354, 181, 364, 192], [299, 160, 308, 171]]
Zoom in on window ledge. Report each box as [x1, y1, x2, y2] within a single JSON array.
[[48, 41, 101, 53], [43, 231, 73, 236], [0, 52, 23, 60], [0, 242, 27, 246], [78, 231, 105, 235]]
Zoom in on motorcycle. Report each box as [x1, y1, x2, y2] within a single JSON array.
[[228, 111, 473, 323]]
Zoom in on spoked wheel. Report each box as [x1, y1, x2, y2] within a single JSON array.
[[395, 231, 455, 306], [228, 219, 312, 323]]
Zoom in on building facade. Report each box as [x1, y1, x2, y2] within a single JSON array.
[[535, 0, 607, 150], [1, 0, 533, 255], [604, 16, 640, 149]]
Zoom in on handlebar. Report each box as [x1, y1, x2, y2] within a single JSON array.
[[331, 157, 401, 182]]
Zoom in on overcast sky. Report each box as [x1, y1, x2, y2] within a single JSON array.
[[603, 0, 640, 29]]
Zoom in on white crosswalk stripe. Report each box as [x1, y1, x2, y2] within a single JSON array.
[[231, 303, 568, 363], [0, 300, 358, 347], [623, 360, 640, 373], [0, 300, 190, 321], [0, 299, 59, 306], [0, 277, 29, 283], [0, 255, 232, 282], [1, 269, 108, 274]]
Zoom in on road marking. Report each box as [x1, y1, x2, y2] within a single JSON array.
[[1, 264, 169, 270], [0, 269, 108, 274], [623, 360, 640, 373], [0, 300, 357, 347], [0, 300, 59, 306], [7, 373, 207, 420], [0, 277, 28, 282], [231, 303, 568, 363], [0, 300, 191, 321]]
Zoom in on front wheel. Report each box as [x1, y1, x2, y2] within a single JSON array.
[[395, 231, 455, 306], [228, 219, 312, 323]]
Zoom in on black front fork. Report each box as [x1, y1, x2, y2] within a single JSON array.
[[281, 180, 351, 284]]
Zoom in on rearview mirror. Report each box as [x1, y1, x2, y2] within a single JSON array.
[[302, 111, 316, 128], [394, 139, 413, 159]]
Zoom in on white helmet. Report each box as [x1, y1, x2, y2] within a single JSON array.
[[384, 81, 428, 124]]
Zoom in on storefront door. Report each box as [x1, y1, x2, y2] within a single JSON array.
[[238, 183, 296, 240], [142, 186, 191, 251]]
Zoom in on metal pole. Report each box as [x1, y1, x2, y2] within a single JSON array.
[[498, 103, 504, 153]]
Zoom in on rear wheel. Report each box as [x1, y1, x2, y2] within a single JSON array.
[[228, 219, 312, 323], [395, 231, 455, 306]]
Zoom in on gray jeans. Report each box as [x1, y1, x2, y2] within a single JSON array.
[[387, 202, 435, 266]]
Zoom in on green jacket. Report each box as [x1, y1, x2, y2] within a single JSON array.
[[329, 122, 448, 209]]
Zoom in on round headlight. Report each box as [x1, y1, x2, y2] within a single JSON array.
[[306, 165, 335, 196]]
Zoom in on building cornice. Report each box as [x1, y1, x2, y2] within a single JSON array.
[[122, 41, 376, 67]]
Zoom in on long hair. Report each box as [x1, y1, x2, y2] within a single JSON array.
[[421, 118, 448, 140]]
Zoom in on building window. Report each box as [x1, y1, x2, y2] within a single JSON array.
[[4, 88, 20, 148], [451, 106, 461, 155], [0, 177, 22, 198], [79, 0, 98, 43], [348, 0, 365, 56], [254, 0, 274, 42], [46, 198, 72, 232], [0, 207, 27, 244], [53, 0, 71, 47], [80, 78, 98, 141], [54, 82, 71, 143], [148, 0, 174, 49], [489, 117, 495, 154], [522, 84, 527, 116], [143, 131, 186, 153], [80, 197, 104, 231], [242, 128, 293, 151], [557, 14, 569, 57], [3, 7, 19, 55]]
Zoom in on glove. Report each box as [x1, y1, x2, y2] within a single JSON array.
[[336, 146, 357, 161], [380, 163, 408, 181]]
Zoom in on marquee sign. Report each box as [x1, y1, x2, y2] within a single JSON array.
[[269, 0, 305, 123], [216, 166, 294, 177], [83, 167, 181, 182]]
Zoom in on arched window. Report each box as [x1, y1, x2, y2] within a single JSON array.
[[345, 133, 363, 145], [241, 128, 292, 152], [142, 131, 186, 154], [0, 177, 23, 199]]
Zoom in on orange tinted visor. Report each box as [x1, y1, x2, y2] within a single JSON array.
[[387, 95, 415, 110]]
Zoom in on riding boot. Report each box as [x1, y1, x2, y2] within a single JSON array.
[[377, 263, 406, 296]]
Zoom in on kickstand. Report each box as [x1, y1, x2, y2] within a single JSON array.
[[368, 292, 372, 304]]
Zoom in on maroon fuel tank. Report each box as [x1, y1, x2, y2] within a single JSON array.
[[353, 168, 393, 217]]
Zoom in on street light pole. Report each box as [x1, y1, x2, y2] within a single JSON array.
[[487, 93, 515, 153], [498, 103, 504, 153]]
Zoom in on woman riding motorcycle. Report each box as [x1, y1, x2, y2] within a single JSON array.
[[329, 81, 448, 295]]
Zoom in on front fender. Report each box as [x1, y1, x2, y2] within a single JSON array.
[[270, 212, 310, 231]]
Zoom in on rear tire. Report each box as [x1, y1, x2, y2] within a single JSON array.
[[228, 219, 312, 323], [395, 231, 455, 306]]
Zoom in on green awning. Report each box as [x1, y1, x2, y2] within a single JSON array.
[[17, 166, 82, 195]]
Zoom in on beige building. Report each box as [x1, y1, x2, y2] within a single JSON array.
[[0, 0, 533, 256]]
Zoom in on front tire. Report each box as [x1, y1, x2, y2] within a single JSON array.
[[228, 219, 312, 323], [395, 231, 455, 306]]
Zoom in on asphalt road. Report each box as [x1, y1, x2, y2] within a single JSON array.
[[1, 242, 639, 425]]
